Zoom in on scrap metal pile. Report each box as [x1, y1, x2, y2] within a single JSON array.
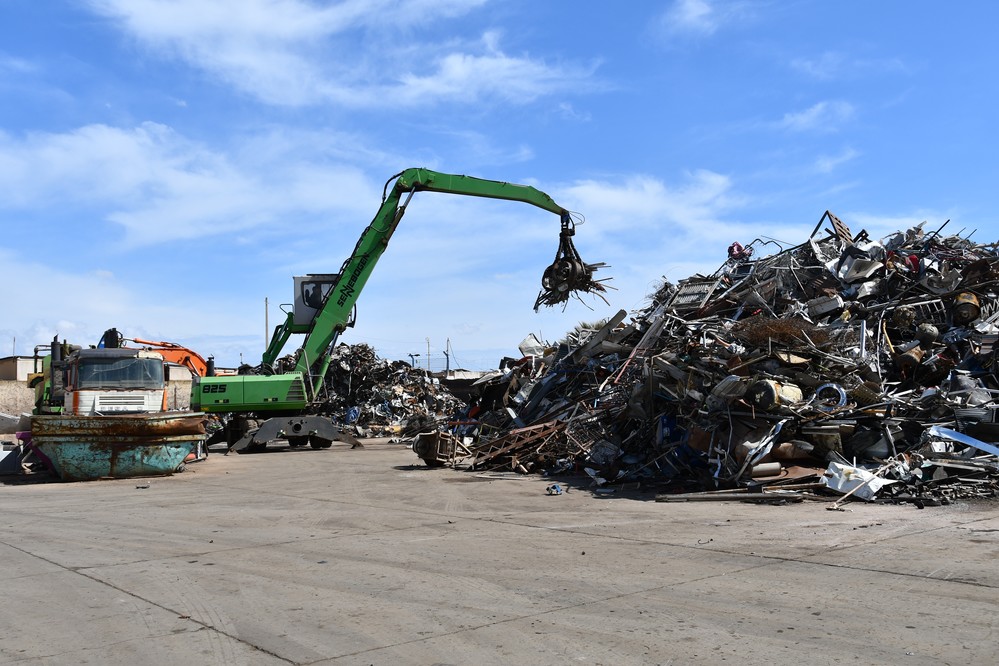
[[309, 343, 466, 435], [413, 212, 999, 506]]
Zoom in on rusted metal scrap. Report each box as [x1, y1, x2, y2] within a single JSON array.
[[470, 421, 568, 472], [412, 212, 999, 506], [280, 343, 467, 434]]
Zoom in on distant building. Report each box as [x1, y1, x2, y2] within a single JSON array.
[[0, 356, 40, 382]]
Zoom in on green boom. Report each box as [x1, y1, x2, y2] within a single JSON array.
[[193, 168, 572, 417]]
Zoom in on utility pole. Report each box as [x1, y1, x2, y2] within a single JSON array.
[[265, 297, 269, 347], [426, 337, 431, 373]]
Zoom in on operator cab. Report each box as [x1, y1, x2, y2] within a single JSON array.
[[294, 274, 340, 326]]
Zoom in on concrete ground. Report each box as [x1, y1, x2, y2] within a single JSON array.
[[1, 439, 997, 666]]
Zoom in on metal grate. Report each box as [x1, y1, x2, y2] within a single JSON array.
[[667, 277, 723, 313]]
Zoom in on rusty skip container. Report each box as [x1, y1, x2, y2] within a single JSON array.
[[30, 412, 206, 482]]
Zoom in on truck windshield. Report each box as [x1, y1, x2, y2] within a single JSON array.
[[76, 357, 165, 389]]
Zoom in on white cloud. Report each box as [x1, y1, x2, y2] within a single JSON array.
[[0, 251, 131, 325], [654, 0, 753, 38], [392, 37, 599, 106], [0, 54, 35, 74], [560, 170, 740, 234], [660, 0, 720, 35], [0, 123, 379, 246], [0, 247, 263, 363], [814, 147, 860, 173], [777, 101, 855, 132], [557, 102, 592, 122], [790, 52, 845, 80], [791, 51, 908, 80], [847, 210, 956, 241], [432, 130, 534, 165], [85, 0, 597, 107], [551, 170, 759, 303]]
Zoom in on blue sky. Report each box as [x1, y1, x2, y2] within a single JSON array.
[[2, 1, 998, 371]]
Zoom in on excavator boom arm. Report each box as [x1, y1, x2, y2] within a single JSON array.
[[393, 168, 566, 216], [107, 331, 212, 377], [292, 168, 573, 395]]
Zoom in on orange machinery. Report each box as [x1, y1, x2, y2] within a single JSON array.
[[98, 328, 215, 377]]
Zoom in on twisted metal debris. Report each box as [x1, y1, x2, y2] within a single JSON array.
[[270, 343, 466, 436], [413, 211, 999, 505]]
